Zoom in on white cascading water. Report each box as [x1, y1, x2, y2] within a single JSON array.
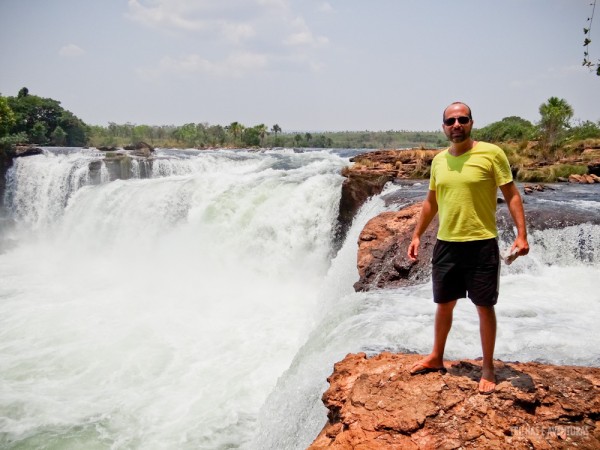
[[0, 148, 599, 450]]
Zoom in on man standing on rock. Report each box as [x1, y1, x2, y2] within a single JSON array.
[[407, 101, 529, 394]]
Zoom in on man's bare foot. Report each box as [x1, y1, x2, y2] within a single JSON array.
[[479, 366, 496, 395], [410, 356, 446, 375]]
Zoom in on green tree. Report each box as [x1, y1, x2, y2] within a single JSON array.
[[226, 121, 244, 145], [538, 97, 574, 150], [242, 126, 261, 147], [50, 125, 67, 145], [0, 96, 16, 137], [567, 120, 600, 140], [207, 124, 226, 146], [305, 132, 312, 146], [173, 123, 200, 147], [132, 124, 153, 144], [255, 124, 268, 146], [472, 116, 536, 142], [269, 124, 283, 146], [7, 88, 88, 146], [58, 110, 88, 146], [31, 121, 48, 144]]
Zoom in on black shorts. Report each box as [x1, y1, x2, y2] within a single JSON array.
[[432, 238, 500, 306]]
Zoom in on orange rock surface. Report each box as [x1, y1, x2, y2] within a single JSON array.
[[309, 352, 600, 450]]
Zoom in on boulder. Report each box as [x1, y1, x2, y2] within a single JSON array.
[[309, 352, 600, 450], [14, 145, 43, 158], [523, 184, 550, 194], [123, 141, 155, 157], [569, 174, 599, 184], [354, 202, 437, 291]]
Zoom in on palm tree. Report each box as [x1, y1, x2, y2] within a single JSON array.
[[256, 124, 268, 147], [271, 124, 281, 136], [305, 132, 312, 146], [227, 121, 244, 145], [539, 97, 574, 150]]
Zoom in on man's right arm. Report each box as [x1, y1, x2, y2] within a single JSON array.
[[407, 189, 438, 261]]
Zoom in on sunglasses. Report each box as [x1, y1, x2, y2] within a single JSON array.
[[443, 116, 471, 126]]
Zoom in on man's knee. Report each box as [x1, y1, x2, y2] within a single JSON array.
[[437, 300, 458, 312]]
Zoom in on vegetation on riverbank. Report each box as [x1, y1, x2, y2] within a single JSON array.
[[1, 88, 599, 181], [84, 123, 446, 150]]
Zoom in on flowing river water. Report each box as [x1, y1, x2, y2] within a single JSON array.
[[0, 148, 599, 449]]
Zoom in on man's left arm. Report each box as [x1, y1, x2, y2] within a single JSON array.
[[499, 181, 529, 256]]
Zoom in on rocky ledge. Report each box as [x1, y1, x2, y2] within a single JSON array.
[[309, 352, 600, 450], [354, 192, 600, 291], [336, 148, 600, 243], [354, 203, 437, 291], [336, 149, 438, 241]]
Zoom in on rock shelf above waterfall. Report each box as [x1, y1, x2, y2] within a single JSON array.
[[308, 352, 600, 449]]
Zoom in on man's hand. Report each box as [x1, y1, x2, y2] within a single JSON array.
[[512, 236, 529, 256], [407, 236, 420, 261], [500, 181, 529, 258], [407, 190, 438, 262]]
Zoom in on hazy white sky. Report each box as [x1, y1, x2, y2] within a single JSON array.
[[1, 0, 598, 131]]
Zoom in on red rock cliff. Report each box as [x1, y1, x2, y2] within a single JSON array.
[[354, 202, 436, 291], [309, 352, 600, 450]]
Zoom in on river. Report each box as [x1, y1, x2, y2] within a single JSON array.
[[0, 148, 598, 449]]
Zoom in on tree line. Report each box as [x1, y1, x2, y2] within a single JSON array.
[[86, 122, 445, 149], [1, 88, 599, 152], [472, 97, 600, 152], [0, 87, 444, 150]]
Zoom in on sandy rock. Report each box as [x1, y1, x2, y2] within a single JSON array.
[[309, 352, 600, 450], [569, 173, 599, 184]]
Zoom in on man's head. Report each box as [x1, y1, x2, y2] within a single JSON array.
[[442, 102, 473, 144]]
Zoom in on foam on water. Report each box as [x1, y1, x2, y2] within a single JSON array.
[[0, 149, 346, 449]]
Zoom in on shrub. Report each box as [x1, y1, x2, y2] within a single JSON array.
[[517, 164, 588, 182]]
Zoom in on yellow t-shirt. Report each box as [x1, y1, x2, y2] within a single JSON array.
[[429, 142, 513, 242]]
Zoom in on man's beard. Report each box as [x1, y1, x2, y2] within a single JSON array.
[[447, 130, 469, 143]]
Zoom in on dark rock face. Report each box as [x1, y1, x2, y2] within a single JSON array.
[[354, 185, 600, 292], [14, 146, 44, 158], [123, 141, 155, 157], [337, 170, 396, 240], [354, 203, 437, 291], [336, 149, 438, 242], [87, 152, 154, 183], [309, 352, 600, 450]]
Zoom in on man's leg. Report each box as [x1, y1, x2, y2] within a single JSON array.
[[410, 300, 457, 373], [476, 304, 497, 393]]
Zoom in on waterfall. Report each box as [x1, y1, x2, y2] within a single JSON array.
[[0, 148, 347, 449]]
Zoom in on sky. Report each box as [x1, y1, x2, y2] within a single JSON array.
[[1, 0, 599, 132]]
